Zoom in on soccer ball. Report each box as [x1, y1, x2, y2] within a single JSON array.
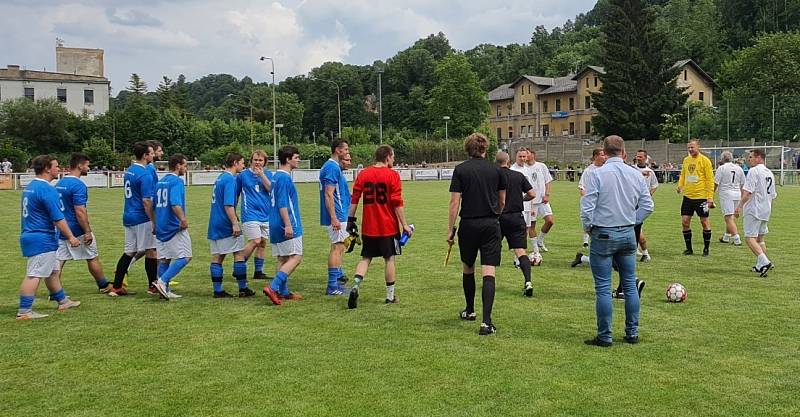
[[665, 283, 687, 303], [529, 252, 543, 266]]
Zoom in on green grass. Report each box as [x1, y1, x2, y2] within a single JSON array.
[[1, 180, 799, 417]]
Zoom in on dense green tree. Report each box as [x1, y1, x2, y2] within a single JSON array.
[[127, 73, 148, 94], [656, 0, 727, 75], [592, 0, 687, 140], [429, 54, 488, 139], [0, 98, 76, 154], [156, 76, 176, 108]]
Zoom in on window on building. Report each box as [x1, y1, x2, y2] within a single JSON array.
[[569, 122, 575, 135], [520, 86, 524, 96], [508, 126, 513, 139], [527, 102, 533, 114], [586, 78, 589, 88], [684, 70, 688, 81], [529, 125, 534, 137], [594, 77, 598, 87], [542, 100, 549, 113], [528, 85, 531, 94], [555, 99, 561, 112], [542, 124, 550, 137], [585, 95, 591, 109], [699, 91, 705, 102], [520, 103, 525, 114], [569, 97, 575, 111], [497, 127, 502, 139], [84, 89, 94, 105], [24, 87, 34, 100], [57, 88, 67, 103], [521, 125, 527, 136], [585, 121, 591, 135], [496, 105, 501, 117]]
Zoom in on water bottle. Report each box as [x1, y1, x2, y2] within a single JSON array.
[[399, 224, 415, 246]]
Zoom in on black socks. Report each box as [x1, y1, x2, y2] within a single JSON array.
[[683, 230, 692, 251], [113, 254, 134, 289], [462, 273, 475, 313], [518, 255, 531, 284], [482, 276, 495, 325]]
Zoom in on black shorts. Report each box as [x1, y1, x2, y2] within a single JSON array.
[[458, 217, 501, 267], [361, 235, 401, 258], [681, 197, 710, 218], [499, 213, 527, 250], [634, 223, 643, 243]]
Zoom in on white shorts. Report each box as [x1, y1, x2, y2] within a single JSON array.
[[243, 221, 270, 241], [56, 234, 99, 261], [26, 251, 58, 278], [531, 203, 553, 220], [272, 237, 303, 257], [328, 225, 349, 244], [719, 197, 739, 216], [158, 229, 193, 259], [743, 214, 769, 238], [209, 235, 245, 255], [124, 222, 157, 253]]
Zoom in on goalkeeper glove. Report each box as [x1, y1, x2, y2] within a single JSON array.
[[346, 216, 358, 235]]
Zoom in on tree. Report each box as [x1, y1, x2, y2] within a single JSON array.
[[127, 73, 148, 95], [592, 0, 687, 141], [156, 76, 176, 108], [428, 54, 488, 139], [656, 0, 727, 76], [0, 98, 76, 154]]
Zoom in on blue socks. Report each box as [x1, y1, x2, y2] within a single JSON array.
[[271, 271, 288, 295], [161, 258, 189, 285], [210, 262, 223, 292], [19, 295, 34, 313], [254, 257, 265, 273], [158, 262, 169, 279], [233, 261, 248, 289], [327, 267, 340, 288], [96, 278, 109, 289], [50, 289, 66, 303]]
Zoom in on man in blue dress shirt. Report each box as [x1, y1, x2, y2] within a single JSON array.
[[580, 135, 654, 347], [17, 155, 82, 319]]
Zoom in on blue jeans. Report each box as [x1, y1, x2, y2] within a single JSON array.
[[589, 226, 639, 342]]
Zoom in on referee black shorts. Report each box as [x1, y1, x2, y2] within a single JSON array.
[[499, 212, 527, 250], [361, 234, 401, 259], [458, 217, 501, 267], [681, 197, 710, 218]]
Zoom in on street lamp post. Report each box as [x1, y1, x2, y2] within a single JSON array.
[[259, 56, 277, 168], [311, 77, 341, 137], [275, 123, 284, 150], [227, 93, 254, 151], [377, 68, 383, 142], [443, 116, 450, 163]]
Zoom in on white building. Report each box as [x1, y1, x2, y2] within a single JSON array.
[[0, 47, 110, 118]]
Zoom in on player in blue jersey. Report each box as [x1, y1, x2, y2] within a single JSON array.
[[17, 155, 82, 320], [263, 145, 304, 305], [126, 140, 165, 278], [238, 149, 273, 281], [208, 153, 255, 298], [110, 142, 158, 296], [319, 139, 351, 295], [153, 154, 191, 300], [52, 153, 112, 293]]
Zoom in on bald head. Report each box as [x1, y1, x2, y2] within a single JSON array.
[[495, 150, 510, 167], [603, 135, 625, 157]]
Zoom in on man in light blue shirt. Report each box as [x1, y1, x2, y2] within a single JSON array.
[[580, 135, 654, 347]]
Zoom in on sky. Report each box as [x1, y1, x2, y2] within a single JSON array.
[[0, 0, 598, 93]]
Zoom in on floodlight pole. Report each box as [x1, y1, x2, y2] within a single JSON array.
[[443, 116, 450, 163], [377, 69, 383, 142], [260, 56, 277, 167]]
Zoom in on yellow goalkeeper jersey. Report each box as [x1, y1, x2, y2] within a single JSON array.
[[679, 153, 714, 200]]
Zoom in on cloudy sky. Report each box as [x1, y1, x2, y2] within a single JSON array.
[[1, 0, 597, 93]]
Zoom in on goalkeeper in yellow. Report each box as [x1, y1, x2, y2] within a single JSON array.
[[676, 139, 715, 256]]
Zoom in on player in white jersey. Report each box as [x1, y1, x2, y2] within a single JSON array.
[[634, 150, 658, 262], [571, 149, 606, 267], [735, 149, 777, 276], [526, 149, 554, 253], [509, 148, 536, 262], [714, 151, 745, 245]]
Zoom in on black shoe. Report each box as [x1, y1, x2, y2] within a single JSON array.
[[478, 323, 497, 335], [571, 252, 583, 268], [523, 282, 533, 297], [759, 263, 773, 277], [239, 288, 256, 297], [347, 287, 359, 309], [683, 249, 694, 256], [252, 272, 270, 280], [636, 279, 645, 298], [213, 291, 233, 298], [584, 337, 612, 347], [583, 242, 589, 248], [702, 248, 709, 257], [385, 297, 397, 304], [459, 309, 477, 321], [612, 289, 624, 299], [623, 335, 639, 344], [337, 275, 349, 286]]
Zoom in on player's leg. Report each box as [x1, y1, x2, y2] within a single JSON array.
[[265, 238, 303, 303], [253, 242, 269, 279], [142, 221, 159, 293], [111, 226, 139, 293], [458, 220, 479, 321], [636, 223, 650, 262], [571, 252, 590, 267], [582, 232, 590, 248], [85, 257, 111, 292], [17, 273, 44, 319], [232, 248, 253, 297], [44, 262, 80, 311], [210, 252, 229, 297], [537, 210, 555, 251], [326, 225, 348, 295], [730, 200, 742, 245], [699, 214, 712, 257], [383, 256, 397, 303], [680, 197, 695, 255], [478, 218, 501, 335], [347, 256, 372, 309]]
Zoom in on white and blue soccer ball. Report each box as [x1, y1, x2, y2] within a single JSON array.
[[666, 283, 687, 303]]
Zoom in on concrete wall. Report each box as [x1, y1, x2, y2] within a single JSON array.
[[56, 47, 104, 77], [0, 79, 110, 117]]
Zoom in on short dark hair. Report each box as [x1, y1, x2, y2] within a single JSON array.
[[464, 133, 489, 158], [603, 135, 625, 157], [224, 153, 244, 168], [591, 148, 603, 158], [278, 146, 299, 165], [70, 153, 89, 169], [147, 140, 163, 152], [374, 145, 394, 163], [133, 142, 152, 160], [751, 148, 766, 160], [637, 149, 647, 156], [330, 138, 348, 154], [168, 154, 187, 170], [31, 155, 56, 175]]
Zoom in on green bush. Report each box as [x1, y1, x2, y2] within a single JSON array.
[[0, 139, 30, 172]]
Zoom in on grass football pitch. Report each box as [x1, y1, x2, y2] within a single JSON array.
[[1, 180, 799, 417]]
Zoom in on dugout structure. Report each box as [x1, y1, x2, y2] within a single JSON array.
[[700, 145, 793, 186]]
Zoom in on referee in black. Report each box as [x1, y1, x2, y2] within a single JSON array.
[[447, 133, 507, 335], [496, 150, 536, 297]]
